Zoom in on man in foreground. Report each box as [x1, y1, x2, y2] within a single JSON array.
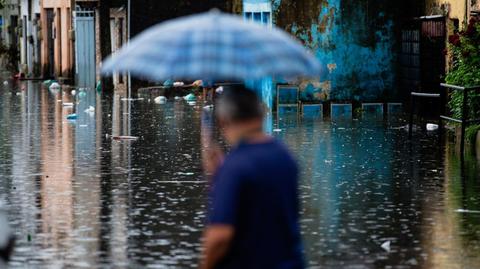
[[200, 86, 304, 269]]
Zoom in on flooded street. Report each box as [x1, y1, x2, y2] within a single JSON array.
[[0, 81, 479, 268]]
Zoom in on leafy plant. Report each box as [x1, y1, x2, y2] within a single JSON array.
[[466, 124, 480, 143], [445, 17, 480, 120]]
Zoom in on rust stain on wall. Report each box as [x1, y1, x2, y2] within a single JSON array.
[[275, 0, 332, 42]]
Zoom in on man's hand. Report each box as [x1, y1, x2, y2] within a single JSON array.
[[199, 225, 234, 269]]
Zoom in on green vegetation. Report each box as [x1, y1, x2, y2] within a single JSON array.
[[446, 17, 480, 143]]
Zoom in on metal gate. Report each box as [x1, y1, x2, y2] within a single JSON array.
[[74, 10, 96, 89], [399, 16, 446, 97], [400, 15, 446, 116]]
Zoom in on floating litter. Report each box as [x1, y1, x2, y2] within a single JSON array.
[[71, 90, 76, 96], [273, 129, 282, 132], [188, 101, 196, 106], [66, 114, 77, 120], [63, 102, 74, 107], [84, 106, 95, 113], [49, 82, 61, 90], [426, 123, 439, 131], [173, 81, 185, 87], [184, 93, 196, 102], [176, 172, 195, 176], [112, 136, 139, 141], [3, 81, 8, 85], [381, 241, 391, 252], [203, 105, 214, 111], [456, 209, 480, 214], [154, 96, 167, 104]]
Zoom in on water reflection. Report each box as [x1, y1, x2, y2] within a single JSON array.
[[0, 81, 478, 268]]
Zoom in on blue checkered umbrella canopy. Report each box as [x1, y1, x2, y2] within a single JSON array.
[[101, 10, 321, 81]]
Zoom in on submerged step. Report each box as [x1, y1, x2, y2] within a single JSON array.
[[302, 104, 323, 118], [331, 103, 352, 119], [362, 103, 384, 118], [387, 103, 403, 115]]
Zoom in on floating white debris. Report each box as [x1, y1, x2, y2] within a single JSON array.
[[49, 82, 61, 90], [15, 92, 21, 96], [174, 96, 182, 101], [84, 106, 95, 113], [381, 241, 391, 252], [176, 172, 195, 176], [112, 136, 139, 141], [426, 123, 439, 131], [273, 129, 282, 132], [154, 96, 167, 104], [203, 105, 214, 111], [456, 209, 480, 214], [187, 101, 196, 106], [3, 81, 8, 85], [324, 160, 333, 164], [216, 86, 224, 94], [173, 81, 185, 87], [63, 102, 74, 107], [71, 90, 76, 96]]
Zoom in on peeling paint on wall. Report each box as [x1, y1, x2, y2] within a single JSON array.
[[273, 0, 397, 101]]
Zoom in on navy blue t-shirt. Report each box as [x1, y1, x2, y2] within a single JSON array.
[[208, 139, 304, 269]]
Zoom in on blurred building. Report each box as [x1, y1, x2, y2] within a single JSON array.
[[19, 0, 41, 77], [0, 0, 20, 49], [39, 0, 74, 79]]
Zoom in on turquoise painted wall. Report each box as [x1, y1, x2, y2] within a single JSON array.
[[244, 0, 398, 103]]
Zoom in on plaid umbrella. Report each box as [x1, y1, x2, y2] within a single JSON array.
[[101, 10, 321, 81]]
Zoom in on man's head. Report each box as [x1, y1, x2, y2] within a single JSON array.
[[215, 85, 264, 145]]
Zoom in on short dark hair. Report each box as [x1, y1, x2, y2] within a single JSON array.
[[215, 85, 264, 122]]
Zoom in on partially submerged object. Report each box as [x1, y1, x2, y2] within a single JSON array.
[[84, 106, 95, 113], [426, 123, 439, 131], [184, 93, 196, 102], [49, 82, 61, 91], [381, 241, 391, 252], [111, 135, 139, 141], [66, 114, 77, 120], [154, 96, 167, 104]]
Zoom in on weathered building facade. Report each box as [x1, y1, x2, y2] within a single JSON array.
[[0, 0, 20, 49], [19, 0, 41, 77], [241, 0, 479, 105], [40, 0, 74, 79], [241, 0, 409, 104]]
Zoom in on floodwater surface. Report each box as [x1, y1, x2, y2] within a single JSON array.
[[0, 81, 479, 269]]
